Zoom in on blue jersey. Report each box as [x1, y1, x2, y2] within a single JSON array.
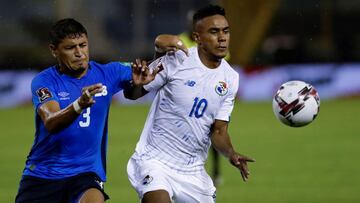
[[23, 61, 132, 181]]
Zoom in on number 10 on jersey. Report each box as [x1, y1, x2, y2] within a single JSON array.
[[189, 97, 208, 118]]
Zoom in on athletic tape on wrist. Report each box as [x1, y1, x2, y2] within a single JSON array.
[[72, 99, 83, 114]]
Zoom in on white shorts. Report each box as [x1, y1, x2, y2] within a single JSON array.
[[127, 157, 216, 203]]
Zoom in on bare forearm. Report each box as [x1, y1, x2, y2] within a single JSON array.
[[154, 34, 188, 57], [211, 130, 236, 158], [39, 83, 103, 133], [211, 120, 255, 181], [123, 83, 148, 100], [41, 103, 80, 133]]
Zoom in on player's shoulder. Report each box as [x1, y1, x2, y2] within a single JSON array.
[[221, 60, 239, 79], [89, 61, 130, 69], [184, 46, 198, 62], [220, 59, 235, 72], [154, 49, 187, 73], [32, 65, 57, 82], [31, 66, 60, 93], [166, 46, 198, 69], [162, 48, 188, 65], [219, 61, 239, 92], [162, 47, 196, 64], [88, 61, 131, 77]]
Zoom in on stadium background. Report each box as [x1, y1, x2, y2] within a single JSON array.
[[1, 0, 359, 202]]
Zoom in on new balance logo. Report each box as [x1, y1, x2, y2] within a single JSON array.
[[185, 80, 196, 87]]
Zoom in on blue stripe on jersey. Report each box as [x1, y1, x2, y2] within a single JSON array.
[[24, 61, 132, 181]]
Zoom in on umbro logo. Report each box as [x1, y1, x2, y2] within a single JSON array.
[[58, 91, 70, 100], [185, 80, 196, 87]]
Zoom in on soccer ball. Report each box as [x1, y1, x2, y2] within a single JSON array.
[[272, 80, 320, 127]]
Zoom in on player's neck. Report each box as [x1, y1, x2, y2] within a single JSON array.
[[57, 64, 88, 79], [198, 49, 221, 69]]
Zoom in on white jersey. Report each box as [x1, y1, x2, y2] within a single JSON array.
[[133, 47, 239, 174]]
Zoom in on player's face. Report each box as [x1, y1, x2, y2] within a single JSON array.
[[50, 33, 89, 75], [193, 15, 230, 60]]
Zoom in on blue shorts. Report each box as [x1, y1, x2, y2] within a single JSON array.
[[15, 172, 109, 203]]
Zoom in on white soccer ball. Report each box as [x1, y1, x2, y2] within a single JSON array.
[[272, 80, 320, 127]]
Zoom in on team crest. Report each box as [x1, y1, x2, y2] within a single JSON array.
[[215, 81, 228, 96], [36, 87, 53, 102]]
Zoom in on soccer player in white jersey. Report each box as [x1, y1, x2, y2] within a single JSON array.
[[127, 5, 255, 203]]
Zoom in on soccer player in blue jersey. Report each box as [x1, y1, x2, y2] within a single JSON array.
[[15, 18, 186, 203]]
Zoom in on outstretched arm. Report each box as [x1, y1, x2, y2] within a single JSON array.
[[211, 119, 255, 182], [123, 59, 163, 100], [154, 34, 188, 58], [38, 83, 103, 133], [124, 34, 186, 100]]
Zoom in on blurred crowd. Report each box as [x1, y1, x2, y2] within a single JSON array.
[[1, 0, 360, 71]]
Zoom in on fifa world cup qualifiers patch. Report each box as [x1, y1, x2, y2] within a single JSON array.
[[36, 87, 53, 102]]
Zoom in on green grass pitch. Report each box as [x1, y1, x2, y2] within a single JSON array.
[[1, 99, 359, 202]]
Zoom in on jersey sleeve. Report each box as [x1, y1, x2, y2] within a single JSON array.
[[144, 51, 184, 92], [215, 73, 239, 122], [31, 74, 59, 112], [105, 62, 132, 94]]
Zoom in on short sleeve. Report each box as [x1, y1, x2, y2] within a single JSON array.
[[105, 62, 132, 93], [215, 73, 239, 122], [31, 74, 59, 112], [144, 52, 183, 92]]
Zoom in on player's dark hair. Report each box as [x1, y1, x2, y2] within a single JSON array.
[[49, 18, 87, 46], [193, 5, 226, 27]]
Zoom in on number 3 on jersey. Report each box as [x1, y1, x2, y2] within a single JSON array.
[[79, 85, 107, 127], [189, 97, 208, 118], [79, 107, 90, 127]]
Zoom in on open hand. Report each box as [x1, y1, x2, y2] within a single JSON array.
[[131, 59, 163, 86], [78, 83, 103, 108], [229, 152, 255, 182]]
